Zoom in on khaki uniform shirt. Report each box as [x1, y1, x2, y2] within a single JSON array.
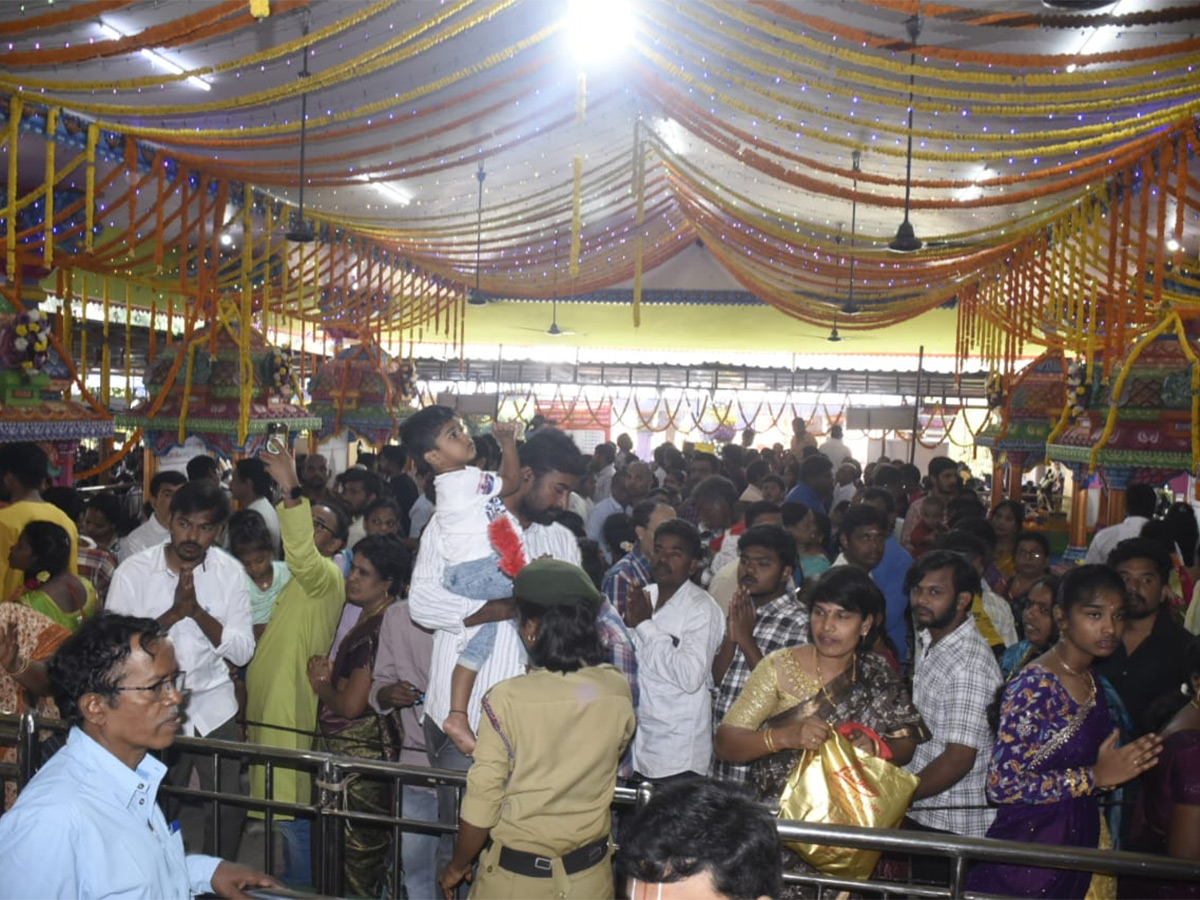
[[461, 665, 635, 856]]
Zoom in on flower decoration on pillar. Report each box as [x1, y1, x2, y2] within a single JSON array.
[[3, 308, 51, 373], [395, 360, 416, 401], [1066, 358, 1090, 421], [263, 345, 295, 397], [985, 372, 1004, 411]]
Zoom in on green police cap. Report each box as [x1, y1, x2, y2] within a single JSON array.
[[513, 558, 604, 609]]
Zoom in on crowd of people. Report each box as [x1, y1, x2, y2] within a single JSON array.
[[0, 411, 1198, 899]]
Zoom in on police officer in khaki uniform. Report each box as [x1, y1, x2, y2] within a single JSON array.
[[439, 559, 636, 899]]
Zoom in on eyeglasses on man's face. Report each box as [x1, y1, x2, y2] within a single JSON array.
[[113, 670, 187, 701]]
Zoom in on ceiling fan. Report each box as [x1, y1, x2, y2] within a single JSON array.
[[544, 297, 576, 336], [515, 295, 581, 337], [515, 237, 582, 336], [797, 313, 862, 343]]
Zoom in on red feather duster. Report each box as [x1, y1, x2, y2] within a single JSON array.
[[489, 516, 526, 577]]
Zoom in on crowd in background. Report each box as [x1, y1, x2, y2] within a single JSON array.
[[0, 411, 1198, 899]]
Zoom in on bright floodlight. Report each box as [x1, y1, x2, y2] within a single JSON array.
[[1167, 238, 1181, 252], [566, 0, 634, 66]]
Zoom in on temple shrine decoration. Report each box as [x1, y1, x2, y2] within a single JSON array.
[[974, 351, 1071, 506], [117, 318, 320, 460], [307, 333, 416, 446], [1047, 309, 1200, 551], [0, 275, 113, 483]]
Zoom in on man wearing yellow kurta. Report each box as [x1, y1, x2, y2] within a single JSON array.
[[245, 449, 348, 882]]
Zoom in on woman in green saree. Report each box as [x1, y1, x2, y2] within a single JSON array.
[[8, 521, 96, 630], [715, 566, 928, 897], [308, 533, 410, 898]]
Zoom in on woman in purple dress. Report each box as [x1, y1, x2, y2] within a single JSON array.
[[1121, 634, 1200, 899], [968, 566, 1164, 899]]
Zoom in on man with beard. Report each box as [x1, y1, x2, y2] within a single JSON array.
[[709, 525, 807, 785], [408, 427, 586, 886], [106, 480, 253, 861], [0, 615, 277, 900], [300, 452, 337, 508], [624, 518, 724, 783], [338, 468, 382, 551], [901, 550, 1001, 881], [900, 456, 961, 548], [1097, 538, 1190, 733]]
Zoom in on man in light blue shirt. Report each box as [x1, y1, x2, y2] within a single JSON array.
[[859, 488, 916, 667], [0, 614, 277, 900]]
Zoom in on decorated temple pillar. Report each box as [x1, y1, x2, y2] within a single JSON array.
[[1065, 464, 1090, 560], [991, 456, 1006, 508], [1006, 451, 1028, 503], [1103, 466, 1133, 530]]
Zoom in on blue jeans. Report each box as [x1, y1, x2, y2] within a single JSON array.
[[277, 819, 312, 888], [442, 554, 514, 601], [400, 785, 440, 900], [423, 718, 473, 900], [457, 622, 497, 672]]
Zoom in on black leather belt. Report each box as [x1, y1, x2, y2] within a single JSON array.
[[496, 836, 609, 878]]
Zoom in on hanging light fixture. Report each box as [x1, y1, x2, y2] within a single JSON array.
[[844, 149, 862, 314], [468, 161, 487, 305], [284, 24, 314, 243], [888, 15, 922, 253]]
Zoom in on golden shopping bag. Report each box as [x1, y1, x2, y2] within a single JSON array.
[[776, 727, 920, 881]]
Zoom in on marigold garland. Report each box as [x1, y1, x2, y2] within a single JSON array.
[[37, 0, 511, 120], [86, 25, 558, 142], [688, 0, 1200, 81], [641, 30, 1200, 149], [3, 1, 278, 68]]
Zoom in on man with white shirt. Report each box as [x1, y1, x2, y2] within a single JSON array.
[[107, 480, 254, 860], [624, 517, 724, 782], [408, 427, 586, 882], [592, 442, 618, 504], [831, 460, 861, 511], [1084, 482, 1157, 564], [818, 424, 852, 467], [231, 458, 280, 557], [120, 470, 187, 563], [587, 469, 630, 555]]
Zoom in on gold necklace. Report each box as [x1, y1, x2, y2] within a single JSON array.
[[1055, 642, 1096, 703], [1055, 642, 1083, 677], [813, 648, 855, 706], [362, 595, 393, 620]]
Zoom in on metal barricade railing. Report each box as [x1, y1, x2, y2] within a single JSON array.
[[3, 712, 1199, 899]]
